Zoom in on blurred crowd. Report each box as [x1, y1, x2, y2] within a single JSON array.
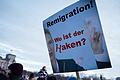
[[0, 63, 77, 80], [0, 63, 51, 80]]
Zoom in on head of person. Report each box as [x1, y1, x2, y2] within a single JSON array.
[[44, 28, 55, 60], [8, 63, 23, 80], [29, 73, 34, 79], [42, 66, 46, 71]]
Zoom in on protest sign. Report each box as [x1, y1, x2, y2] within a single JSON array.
[[43, 0, 111, 73]]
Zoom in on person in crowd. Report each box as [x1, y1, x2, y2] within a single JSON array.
[[37, 66, 48, 80], [29, 73, 35, 80], [100, 74, 103, 80], [8, 63, 23, 80], [0, 73, 9, 80]]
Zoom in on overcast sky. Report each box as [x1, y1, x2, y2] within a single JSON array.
[[0, 0, 120, 78]]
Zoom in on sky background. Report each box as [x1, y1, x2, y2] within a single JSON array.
[[0, 0, 120, 79]]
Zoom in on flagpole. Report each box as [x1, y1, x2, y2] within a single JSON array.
[[76, 71, 81, 80]]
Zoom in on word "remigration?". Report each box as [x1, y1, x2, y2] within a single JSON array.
[[47, 0, 93, 28]]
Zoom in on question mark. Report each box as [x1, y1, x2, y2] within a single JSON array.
[[81, 38, 86, 45]]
